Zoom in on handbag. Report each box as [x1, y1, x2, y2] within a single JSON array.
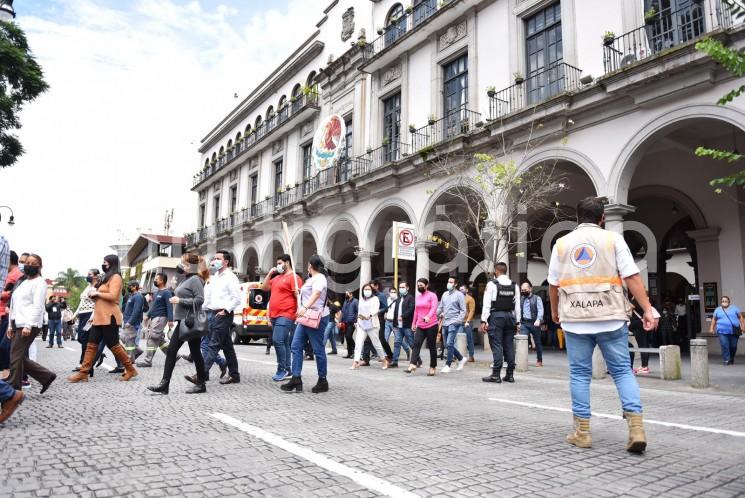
[[723, 308, 742, 337], [179, 300, 209, 341], [296, 308, 322, 329]]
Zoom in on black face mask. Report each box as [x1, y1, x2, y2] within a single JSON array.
[[102, 264, 110, 273], [417, 286, 425, 293], [24, 265, 40, 277], [521, 291, 530, 297], [176, 264, 185, 275], [86, 276, 93, 283]]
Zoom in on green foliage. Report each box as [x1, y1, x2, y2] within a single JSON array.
[[0, 21, 49, 168], [56, 268, 86, 312]]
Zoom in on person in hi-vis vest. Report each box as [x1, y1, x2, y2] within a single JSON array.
[[548, 197, 659, 454]]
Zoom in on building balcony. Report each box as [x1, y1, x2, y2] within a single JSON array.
[[602, 0, 732, 74], [360, 0, 470, 73], [487, 62, 582, 121], [410, 106, 482, 151], [192, 91, 320, 189]]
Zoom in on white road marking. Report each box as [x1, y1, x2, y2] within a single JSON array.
[[64, 347, 77, 352], [211, 413, 418, 498], [237, 356, 276, 366], [488, 398, 745, 438], [100, 363, 115, 372]]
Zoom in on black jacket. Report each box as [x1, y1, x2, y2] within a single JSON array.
[[46, 302, 62, 320], [392, 293, 415, 329]]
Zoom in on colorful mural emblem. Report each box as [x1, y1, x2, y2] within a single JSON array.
[[312, 114, 345, 173], [570, 243, 597, 269]]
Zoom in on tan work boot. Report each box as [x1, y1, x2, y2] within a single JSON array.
[[566, 416, 592, 448], [624, 412, 647, 453]]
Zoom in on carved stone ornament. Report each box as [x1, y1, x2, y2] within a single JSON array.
[[272, 140, 283, 154], [439, 21, 467, 50], [302, 122, 314, 136], [381, 63, 402, 87], [229, 170, 239, 182], [341, 7, 354, 41]]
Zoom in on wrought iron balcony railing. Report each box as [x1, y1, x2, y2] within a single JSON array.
[[362, 0, 442, 61], [487, 62, 582, 121], [603, 0, 732, 74], [410, 107, 481, 152]]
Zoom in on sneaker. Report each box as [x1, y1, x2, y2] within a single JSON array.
[[456, 357, 468, 371], [638, 367, 650, 375], [441, 365, 451, 373], [272, 371, 288, 382], [536, 361, 543, 367]]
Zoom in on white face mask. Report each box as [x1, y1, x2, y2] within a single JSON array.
[[447, 282, 454, 291], [276, 263, 285, 274], [363, 290, 372, 298], [389, 293, 397, 300]]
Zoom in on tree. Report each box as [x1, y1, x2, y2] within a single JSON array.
[[56, 268, 86, 312], [0, 20, 49, 168], [694, 1, 745, 191]]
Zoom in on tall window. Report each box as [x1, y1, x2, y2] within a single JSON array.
[[383, 93, 401, 162], [229, 185, 238, 214], [302, 144, 313, 180], [274, 160, 283, 193], [213, 195, 221, 222], [443, 54, 468, 138], [644, 0, 704, 54], [385, 4, 407, 47], [526, 3, 563, 105], [250, 174, 258, 205], [199, 204, 206, 228], [413, 0, 436, 27], [338, 115, 353, 183]]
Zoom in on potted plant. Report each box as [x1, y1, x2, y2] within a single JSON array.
[[382, 136, 390, 146], [409, 123, 417, 133], [302, 85, 312, 95], [290, 96, 297, 103], [486, 85, 496, 97], [644, 6, 657, 25], [264, 195, 270, 200], [513, 72, 524, 85], [428, 114, 436, 125], [602, 31, 615, 46], [357, 39, 367, 48], [366, 146, 373, 154], [405, 4, 413, 14], [377, 26, 384, 35]]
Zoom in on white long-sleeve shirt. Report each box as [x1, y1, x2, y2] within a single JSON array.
[[9, 277, 48, 329], [205, 269, 241, 313], [480, 274, 521, 323]]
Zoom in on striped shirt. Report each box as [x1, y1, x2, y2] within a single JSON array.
[[0, 234, 9, 286]]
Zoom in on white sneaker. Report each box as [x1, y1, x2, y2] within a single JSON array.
[[457, 357, 468, 371], [441, 365, 451, 373]]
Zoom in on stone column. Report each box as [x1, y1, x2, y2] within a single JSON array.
[[355, 250, 377, 292], [686, 228, 722, 336], [690, 338, 710, 388], [415, 241, 435, 283], [603, 203, 636, 235]]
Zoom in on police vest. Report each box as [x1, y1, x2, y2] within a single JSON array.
[[554, 224, 631, 322], [490, 282, 516, 313]]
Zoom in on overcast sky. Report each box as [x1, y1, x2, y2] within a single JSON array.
[[0, 0, 322, 279]]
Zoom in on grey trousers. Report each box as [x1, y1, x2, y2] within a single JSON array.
[[8, 328, 54, 390]]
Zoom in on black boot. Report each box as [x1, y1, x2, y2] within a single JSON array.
[[281, 376, 303, 392], [95, 353, 106, 368], [502, 370, 515, 383], [482, 368, 502, 383], [185, 383, 206, 394], [147, 380, 169, 395], [311, 377, 328, 393]]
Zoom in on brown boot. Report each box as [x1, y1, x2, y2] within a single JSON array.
[[566, 416, 592, 448], [67, 343, 98, 383], [0, 389, 24, 423], [111, 344, 138, 381], [624, 412, 647, 453]]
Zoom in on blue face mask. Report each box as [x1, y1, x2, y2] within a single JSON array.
[[399, 288, 407, 296], [210, 260, 224, 272], [18, 263, 25, 273]]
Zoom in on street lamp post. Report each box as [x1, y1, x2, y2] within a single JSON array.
[[0, 206, 15, 226], [0, 1, 15, 22]]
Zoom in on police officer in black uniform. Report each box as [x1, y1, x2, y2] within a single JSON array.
[[480, 262, 521, 383]]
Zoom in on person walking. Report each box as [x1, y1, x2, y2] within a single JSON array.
[[263, 254, 302, 382], [71, 269, 99, 373], [709, 295, 744, 365], [121, 281, 145, 362], [323, 299, 341, 355], [520, 281, 544, 367], [460, 285, 476, 363], [0, 251, 23, 379], [548, 197, 659, 453], [405, 278, 439, 376], [361, 280, 393, 364], [350, 283, 389, 370], [480, 262, 520, 384], [46, 296, 63, 349], [147, 253, 209, 395], [629, 295, 652, 375], [438, 277, 468, 373], [67, 254, 138, 383], [0, 378, 24, 423], [390, 281, 415, 368], [341, 290, 358, 359], [7, 254, 57, 392], [137, 273, 174, 367], [281, 255, 331, 393]]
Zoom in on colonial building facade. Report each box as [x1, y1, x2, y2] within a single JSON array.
[[186, 0, 745, 339]]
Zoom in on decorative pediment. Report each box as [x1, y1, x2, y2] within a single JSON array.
[[381, 63, 402, 88], [439, 21, 467, 50]]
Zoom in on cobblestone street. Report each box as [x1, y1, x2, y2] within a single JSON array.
[[2, 339, 745, 497]]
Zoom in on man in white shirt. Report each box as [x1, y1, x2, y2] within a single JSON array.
[[480, 262, 521, 383], [548, 197, 659, 454], [195, 251, 242, 385]]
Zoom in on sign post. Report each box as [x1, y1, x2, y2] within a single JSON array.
[[392, 222, 416, 290]]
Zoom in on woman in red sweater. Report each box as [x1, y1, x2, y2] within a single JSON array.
[[406, 278, 439, 376]]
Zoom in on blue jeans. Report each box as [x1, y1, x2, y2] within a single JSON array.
[[520, 322, 543, 362], [0, 378, 15, 402], [200, 335, 226, 368], [271, 317, 294, 375], [291, 315, 329, 378], [565, 325, 642, 419], [0, 315, 11, 370], [443, 324, 464, 366], [323, 321, 338, 353], [392, 327, 413, 362], [203, 314, 239, 379], [464, 323, 475, 358], [48, 319, 62, 346], [718, 333, 739, 363]]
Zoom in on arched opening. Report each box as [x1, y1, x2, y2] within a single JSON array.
[[211, 152, 217, 164], [242, 247, 260, 281], [292, 230, 319, 283], [366, 204, 416, 291], [291, 83, 303, 111], [619, 116, 745, 344], [324, 219, 360, 295], [262, 240, 286, 276], [235, 131, 242, 142], [254, 115, 263, 130], [385, 3, 407, 46], [218, 145, 225, 158], [278, 95, 288, 120], [203, 158, 209, 170], [266, 105, 274, 122], [306, 71, 317, 89]]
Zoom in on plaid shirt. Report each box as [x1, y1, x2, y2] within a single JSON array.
[[0, 234, 9, 286]]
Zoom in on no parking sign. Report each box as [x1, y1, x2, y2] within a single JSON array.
[[393, 222, 416, 261]]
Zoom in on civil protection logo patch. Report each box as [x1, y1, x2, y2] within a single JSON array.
[[570, 243, 597, 269]]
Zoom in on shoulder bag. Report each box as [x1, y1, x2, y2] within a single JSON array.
[[296, 284, 327, 330], [722, 308, 742, 337], [179, 300, 209, 341]]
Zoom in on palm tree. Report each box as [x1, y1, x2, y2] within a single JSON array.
[[55, 268, 85, 292]]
